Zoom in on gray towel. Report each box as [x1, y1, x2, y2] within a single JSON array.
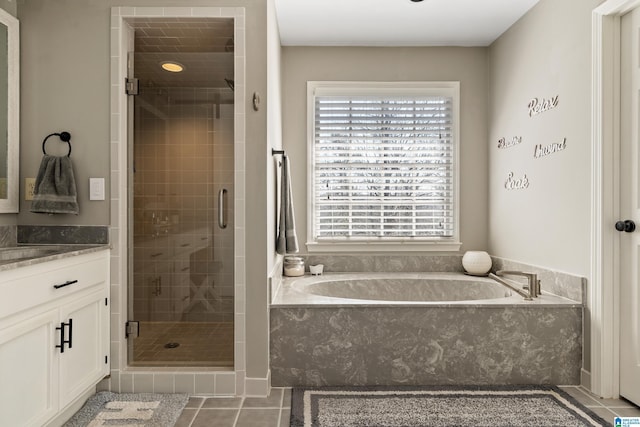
[[30, 155, 79, 215], [276, 154, 299, 254]]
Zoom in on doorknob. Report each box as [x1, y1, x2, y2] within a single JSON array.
[[615, 219, 636, 233]]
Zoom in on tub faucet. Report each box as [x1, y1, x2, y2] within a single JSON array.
[[494, 270, 540, 299], [488, 273, 533, 300]]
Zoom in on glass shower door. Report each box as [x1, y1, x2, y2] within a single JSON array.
[[127, 33, 235, 367]]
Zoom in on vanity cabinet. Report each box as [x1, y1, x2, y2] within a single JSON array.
[[0, 249, 109, 427]]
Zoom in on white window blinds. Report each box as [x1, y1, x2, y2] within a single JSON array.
[[309, 82, 459, 243]]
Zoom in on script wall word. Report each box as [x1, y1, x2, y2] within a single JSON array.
[[528, 95, 559, 117], [505, 172, 530, 190], [534, 138, 567, 159], [497, 136, 523, 149]]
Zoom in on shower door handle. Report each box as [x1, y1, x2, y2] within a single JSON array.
[[218, 188, 227, 229]]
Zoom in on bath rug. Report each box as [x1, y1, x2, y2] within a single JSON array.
[[63, 391, 188, 427], [290, 385, 610, 427]]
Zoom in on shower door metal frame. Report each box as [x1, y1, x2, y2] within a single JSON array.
[[126, 20, 236, 367]]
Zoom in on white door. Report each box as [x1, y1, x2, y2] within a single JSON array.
[[620, 6, 640, 406]]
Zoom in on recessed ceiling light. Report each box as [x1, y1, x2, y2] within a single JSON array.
[[160, 61, 185, 73]]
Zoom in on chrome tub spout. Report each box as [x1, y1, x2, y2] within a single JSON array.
[[488, 273, 533, 300], [489, 270, 540, 300]]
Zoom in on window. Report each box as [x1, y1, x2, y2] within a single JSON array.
[[307, 81, 460, 252]]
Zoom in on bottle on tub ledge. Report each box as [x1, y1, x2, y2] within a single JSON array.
[[461, 251, 492, 276], [283, 256, 305, 277]]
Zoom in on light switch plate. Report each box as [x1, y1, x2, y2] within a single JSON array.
[[89, 177, 105, 201]]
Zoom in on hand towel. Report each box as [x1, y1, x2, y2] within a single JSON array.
[[276, 154, 299, 254], [30, 154, 79, 215]]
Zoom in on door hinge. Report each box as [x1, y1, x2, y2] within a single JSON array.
[[125, 77, 139, 95], [125, 321, 139, 339]]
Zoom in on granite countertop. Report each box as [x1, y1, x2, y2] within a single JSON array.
[[0, 244, 110, 272]]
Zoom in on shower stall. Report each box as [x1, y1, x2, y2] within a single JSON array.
[[127, 18, 235, 368]]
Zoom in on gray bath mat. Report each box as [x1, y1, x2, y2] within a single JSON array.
[[64, 391, 188, 427], [291, 386, 610, 426]]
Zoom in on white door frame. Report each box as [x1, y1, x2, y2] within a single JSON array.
[[591, 0, 640, 399]]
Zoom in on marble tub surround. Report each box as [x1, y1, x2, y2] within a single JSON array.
[[270, 305, 582, 386], [270, 257, 285, 304], [300, 254, 464, 273], [0, 225, 16, 247], [270, 272, 583, 386], [491, 256, 586, 303], [286, 254, 585, 303], [18, 225, 109, 245], [272, 272, 581, 307]]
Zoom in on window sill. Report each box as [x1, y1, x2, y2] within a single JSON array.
[[306, 241, 462, 253]]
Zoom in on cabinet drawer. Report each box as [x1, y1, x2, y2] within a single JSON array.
[[0, 251, 109, 322]]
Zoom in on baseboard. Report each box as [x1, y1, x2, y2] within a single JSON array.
[[581, 368, 592, 392], [245, 370, 271, 397]]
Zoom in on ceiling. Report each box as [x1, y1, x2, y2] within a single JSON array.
[[274, 0, 541, 46], [128, 1, 540, 94]]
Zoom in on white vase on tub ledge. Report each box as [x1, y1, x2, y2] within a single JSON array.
[[462, 251, 492, 276]]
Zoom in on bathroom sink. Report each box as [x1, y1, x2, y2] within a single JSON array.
[[0, 246, 68, 263]]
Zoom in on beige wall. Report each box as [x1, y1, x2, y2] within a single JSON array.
[[18, 0, 111, 225], [17, 0, 270, 380], [281, 46, 489, 253], [488, 0, 605, 375], [488, 0, 604, 277], [0, 0, 15, 17]]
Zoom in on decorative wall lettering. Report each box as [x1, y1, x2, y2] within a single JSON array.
[[534, 138, 567, 159], [528, 95, 559, 117], [497, 136, 523, 149], [504, 172, 530, 190]]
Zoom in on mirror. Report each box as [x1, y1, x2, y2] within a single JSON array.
[[0, 9, 18, 213]]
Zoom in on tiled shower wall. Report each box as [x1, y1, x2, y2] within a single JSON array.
[[132, 88, 234, 322]]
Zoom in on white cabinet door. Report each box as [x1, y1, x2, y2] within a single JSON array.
[[59, 288, 109, 408], [0, 309, 60, 427]]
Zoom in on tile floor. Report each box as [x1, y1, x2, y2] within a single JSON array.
[[130, 321, 234, 367], [175, 387, 291, 427], [560, 385, 640, 426], [174, 386, 640, 427]]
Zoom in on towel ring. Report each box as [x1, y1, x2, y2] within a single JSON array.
[[42, 131, 72, 157]]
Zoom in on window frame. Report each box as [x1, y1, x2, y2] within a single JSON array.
[[306, 81, 461, 253]]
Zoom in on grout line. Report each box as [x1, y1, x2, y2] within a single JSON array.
[[276, 388, 285, 427], [186, 397, 206, 427], [232, 397, 245, 427], [240, 406, 284, 409]]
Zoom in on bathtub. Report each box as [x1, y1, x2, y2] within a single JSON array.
[[270, 272, 582, 386], [288, 273, 511, 303]]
